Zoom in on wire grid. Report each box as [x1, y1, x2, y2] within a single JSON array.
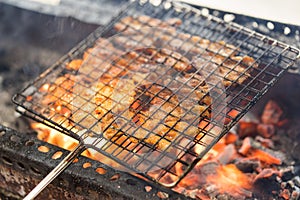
[[12, 0, 299, 187]]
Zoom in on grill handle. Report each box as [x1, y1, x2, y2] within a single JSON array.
[[23, 143, 85, 200]]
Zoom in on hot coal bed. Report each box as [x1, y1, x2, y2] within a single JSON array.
[[1, 1, 300, 200]]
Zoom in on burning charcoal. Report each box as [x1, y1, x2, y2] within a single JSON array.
[[198, 161, 219, 177], [238, 137, 253, 156], [255, 136, 274, 149], [250, 149, 282, 165], [202, 184, 252, 200], [254, 168, 280, 180], [205, 164, 253, 199], [224, 132, 238, 144], [237, 132, 285, 166], [178, 161, 219, 189], [261, 100, 283, 124], [253, 168, 281, 199], [280, 189, 291, 200], [194, 189, 211, 200], [280, 167, 295, 182], [237, 121, 258, 138], [216, 144, 237, 165], [256, 124, 275, 138], [235, 158, 260, 173], [262, 147, 286, 165], [202, 184, 219, 199]]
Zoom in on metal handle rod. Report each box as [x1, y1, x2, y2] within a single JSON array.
[[24, 143, 85, 200]]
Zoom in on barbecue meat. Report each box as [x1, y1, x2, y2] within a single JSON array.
[[91, 47, 210, 150], [38, 15, 257, 151]]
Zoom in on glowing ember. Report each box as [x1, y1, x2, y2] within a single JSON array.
[[249, 149, 282, 165], [206, 164, 252, 197]]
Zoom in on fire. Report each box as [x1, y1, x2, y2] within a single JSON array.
[[33, 122, 78, 150], [31, 122, 122, 168], [206, 164, 252, 197], [31, 96, 286, 199], [30, 65, 286, 199]]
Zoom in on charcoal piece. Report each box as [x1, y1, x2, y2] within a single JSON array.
[[281, 167, 295, 182], [201, 184, 218, 199], [224, 132, 238, 144], [216, 144, 237, 165], [261, 100, 283, 124], [293, 176, 300, 187], [257, 147, 286, 165], [280, 189, 291, 200], [199, 162, 219, 176], [253, 170, 281, 199], [235, 159, 260, 173], [180, 161, 219, 189], [237, 121, 258, 139], [256, 124, 275, 138], [255, 136, 274, 149], [238, 137, 253, 155]]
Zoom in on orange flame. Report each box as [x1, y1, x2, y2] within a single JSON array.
[[31, 122, 122, 168], [249, 149, 282, 165], [206, 164, 252, 197]]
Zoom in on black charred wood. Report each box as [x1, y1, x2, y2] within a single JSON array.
[[252, 172, 281, 200], [281, 167, 295, 182], [235, 159, 260, 173]]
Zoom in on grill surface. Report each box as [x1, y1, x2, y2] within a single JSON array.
[[12, 0, 299, 188]]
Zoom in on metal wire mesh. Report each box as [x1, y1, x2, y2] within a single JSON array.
[[12, 0, 299, 187]]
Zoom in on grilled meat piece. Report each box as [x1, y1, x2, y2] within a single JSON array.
[[91, 47, 210, 150]]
